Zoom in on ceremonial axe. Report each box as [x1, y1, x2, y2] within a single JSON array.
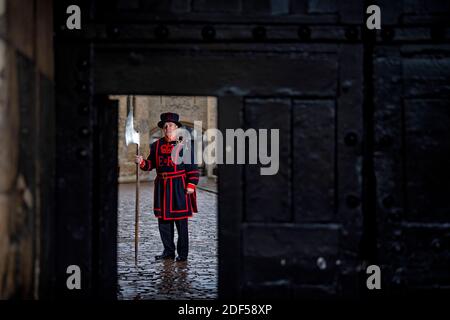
[[125, 95, 140, 265]]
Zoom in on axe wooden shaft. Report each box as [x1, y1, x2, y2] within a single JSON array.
[[135, 144, 140, 265]]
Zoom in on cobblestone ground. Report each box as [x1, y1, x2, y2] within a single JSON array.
[[117, 182, 218, 300]]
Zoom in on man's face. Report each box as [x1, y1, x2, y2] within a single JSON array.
[[163, 122, 178, 138]]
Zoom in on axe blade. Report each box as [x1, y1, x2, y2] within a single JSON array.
[[125, 109, 140, 146]]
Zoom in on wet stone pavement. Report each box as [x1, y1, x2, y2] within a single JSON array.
[[117, 182, 218, 300]]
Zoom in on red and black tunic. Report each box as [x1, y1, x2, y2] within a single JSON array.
[[139, 137, 199, 220]]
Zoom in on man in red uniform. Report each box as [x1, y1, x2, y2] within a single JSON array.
[[135, 112, 199, 262]]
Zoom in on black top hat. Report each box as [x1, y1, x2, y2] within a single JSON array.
[[157, 112, 183, 128]]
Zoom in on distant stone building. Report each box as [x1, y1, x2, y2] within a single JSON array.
[[111, 95, 217, 182]]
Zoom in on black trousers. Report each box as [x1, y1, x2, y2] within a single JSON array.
[[158, 218, 189, 258]]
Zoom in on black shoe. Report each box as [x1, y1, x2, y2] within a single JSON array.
[[155, 253, 175, 260], [176, 256, 187, 262]]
